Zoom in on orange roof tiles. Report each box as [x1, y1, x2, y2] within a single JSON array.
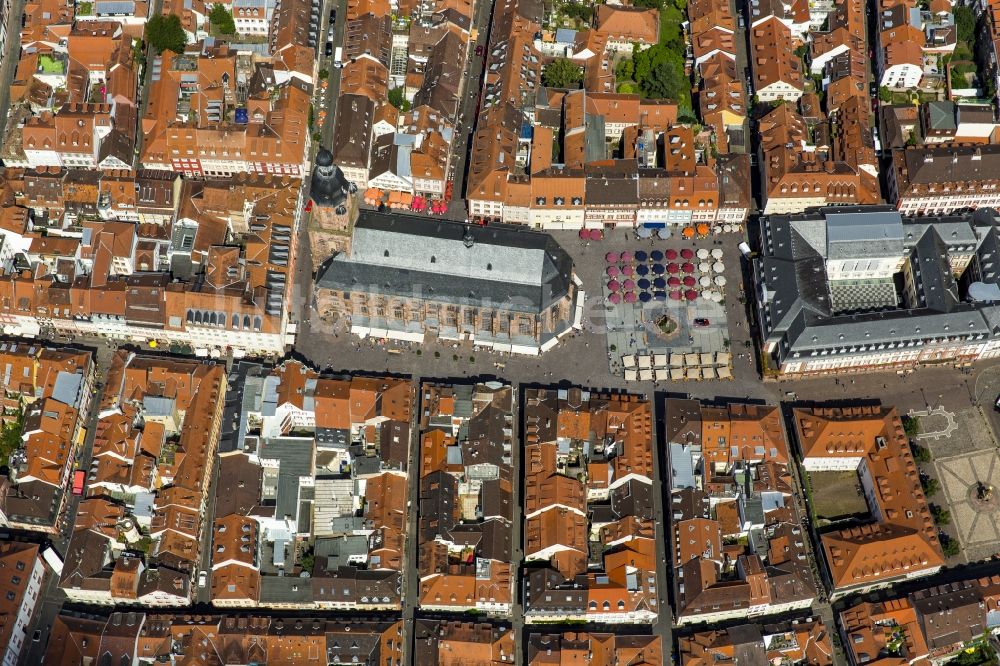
[[794, 405, 944, 591], [595, 5, 659, 44]]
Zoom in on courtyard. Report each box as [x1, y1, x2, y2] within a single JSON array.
[[808, 471, 868, 528]]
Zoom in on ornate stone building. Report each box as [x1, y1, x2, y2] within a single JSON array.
[[314, 212, 580, 354]]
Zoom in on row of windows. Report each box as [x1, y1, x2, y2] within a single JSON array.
[[186, 310, 263, 331]]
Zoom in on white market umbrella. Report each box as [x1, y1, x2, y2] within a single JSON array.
[[697, 248, 710, 259], [711, 248, 723, 259], [699, 276, 712, 287], [699, 262, 711, 273], [714, 275, 727, 286], [713, 261, 725, 273]]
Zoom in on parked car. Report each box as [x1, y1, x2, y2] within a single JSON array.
[[693, 318, 710, 327], [324, 42, 333, 56], [995, 394, 1000, 410], [198, 571, 208, 588], [329, 8, 336, 22], [475, 44, 483, 56]]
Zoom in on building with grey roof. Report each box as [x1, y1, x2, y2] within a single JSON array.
[[754, 205, 1000, 375], [889, 144, 1000, 215], [315, 211, 580, 354]]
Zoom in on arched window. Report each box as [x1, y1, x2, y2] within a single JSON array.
[[254, 316, 262, 331], [232, 314, 240, 328]]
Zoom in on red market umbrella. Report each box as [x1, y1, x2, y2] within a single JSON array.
[[665, 249, 678, 260], [683, 276, 696, 287], [607, 266, 620, 277], [621, 265, 635, 276], [624, 291, 637, 303], [669, 290, 682, 300], [620, 250, 633, 262], [608, 292, 622, 304], [667, 276, 681, 287], [682, 262, 695, 273], [685, 290, 698, 301], [589, 229, 603, 240], [579, 229, 590, 239], [608, 279, 621, 292], [667, 263, 679, 274], [681, 248, 694, 260], [622, 279, 636, 291], [606, 252, 619, 263]]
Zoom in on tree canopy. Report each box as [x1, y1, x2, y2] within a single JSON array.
[[543, 58, 583, 89], [209, 4, 236, 34], [954, 5, 976, 45], [388, 87, 411, 111], [632, 45, 691, 108], [145, 13, 188, 54]]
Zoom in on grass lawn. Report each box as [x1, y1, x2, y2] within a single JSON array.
[[38, 54, 63, 74], [809, 471, 869, 522]]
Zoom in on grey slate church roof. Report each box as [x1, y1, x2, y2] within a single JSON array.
[[315, 211, 575, 313]]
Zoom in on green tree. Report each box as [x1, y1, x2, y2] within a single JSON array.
[[542, 58, 583, 89], [954, 6, 976, 45], [615, 58, 634, 82], [209, 4, 236, 34], [0, 408, 24, 468], [910, 442, 931, 463], [387, 87, 410, 111], [931, 504, 951, 525], [659, 4, 685, 52], [560, 2, 592, 21], [300, 553, 316, 573], [941, 536, 960, 558], [145, 14, 188, 55], [921, 476, 940, 497], [632, 45, 691, 109], [878, 85, 892, 102], [902, 415, 921, 438]]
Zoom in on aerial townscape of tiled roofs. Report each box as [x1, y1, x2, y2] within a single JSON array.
[[5, 0, 1000, 659]]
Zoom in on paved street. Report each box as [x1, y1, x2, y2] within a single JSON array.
[[134, 0, 167, 162], [401, 376, 421, 666], [649, 398, 674, 664], [0, 0, 28, 144], [443, 0, 493, 221], [19, 341, 116, 666], [318, 0, 347, 148]]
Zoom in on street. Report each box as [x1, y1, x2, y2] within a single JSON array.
[[19, 340, 116, 665]]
